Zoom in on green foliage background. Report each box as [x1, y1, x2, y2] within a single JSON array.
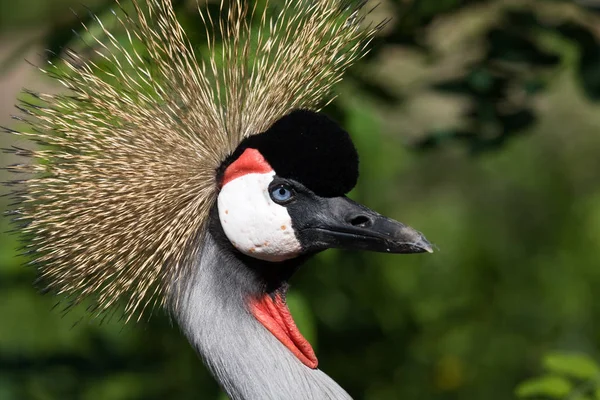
[[2, 0, 600, 399]]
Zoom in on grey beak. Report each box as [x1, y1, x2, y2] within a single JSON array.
[[295, 196, 433, 254]]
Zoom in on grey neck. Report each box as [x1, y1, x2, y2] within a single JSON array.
[[172, 232, 352, 400]]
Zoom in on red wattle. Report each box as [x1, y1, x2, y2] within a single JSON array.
[[222, 148, 273, 186], [249, 293, 318, 369]]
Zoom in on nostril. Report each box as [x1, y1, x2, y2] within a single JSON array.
[[349, 215, 371, 228]]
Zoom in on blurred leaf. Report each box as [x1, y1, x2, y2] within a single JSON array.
[[515, 375, 572, 398], [543, 352, 600, 380]]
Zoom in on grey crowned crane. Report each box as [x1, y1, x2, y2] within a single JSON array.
[[5, 0, 432, 398]]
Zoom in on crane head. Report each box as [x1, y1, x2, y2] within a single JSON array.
[[7, 0, 423, 325], [216, 110, 432, 263]]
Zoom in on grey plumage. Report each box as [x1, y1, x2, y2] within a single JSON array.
[[176, 231, 351, 400]]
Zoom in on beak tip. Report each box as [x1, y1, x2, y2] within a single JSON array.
[[391, 227, 433, 254], [413, 234, 433, 254]]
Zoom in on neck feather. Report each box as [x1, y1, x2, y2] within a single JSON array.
[[172, 232, 351, 400]]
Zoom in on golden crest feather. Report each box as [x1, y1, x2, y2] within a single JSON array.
[[5, 0, 377, 319]]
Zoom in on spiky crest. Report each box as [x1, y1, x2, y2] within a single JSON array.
[[5, 0, 377, 319]]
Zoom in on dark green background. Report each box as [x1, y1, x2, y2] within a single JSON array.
[[2, 0, 600, 399]]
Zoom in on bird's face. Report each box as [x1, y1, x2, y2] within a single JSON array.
[[216, 110, 432, 263]]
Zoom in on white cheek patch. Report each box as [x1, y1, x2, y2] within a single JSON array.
[[217, 171, 302, 262]]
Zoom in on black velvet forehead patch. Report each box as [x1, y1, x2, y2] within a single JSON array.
[[224, 110, 359, 197]]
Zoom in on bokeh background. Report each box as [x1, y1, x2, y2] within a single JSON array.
[[2, 0, 600, 399]]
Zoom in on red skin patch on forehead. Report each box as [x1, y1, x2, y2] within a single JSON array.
[[222, 148, 273, 186]]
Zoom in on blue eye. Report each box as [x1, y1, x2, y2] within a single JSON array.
[[270, 185, 294, 203]]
